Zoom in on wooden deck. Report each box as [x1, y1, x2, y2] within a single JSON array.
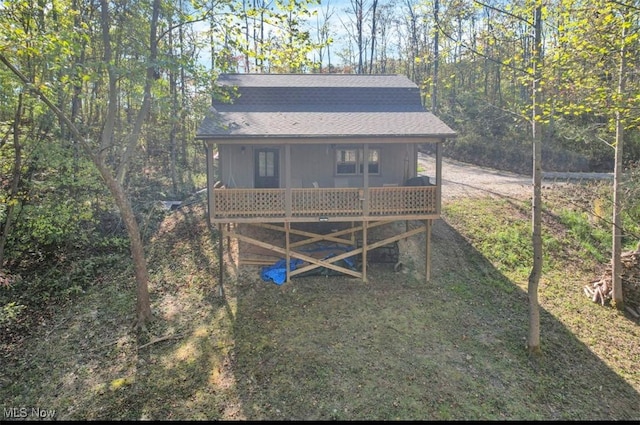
[[210, 185, 439, 223]]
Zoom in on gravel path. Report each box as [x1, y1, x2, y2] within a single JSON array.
[[418, 152, 613, 201]]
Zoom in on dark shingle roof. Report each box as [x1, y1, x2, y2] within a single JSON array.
[[196, 74, 456, 139]]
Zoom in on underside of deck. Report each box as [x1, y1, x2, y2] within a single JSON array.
[[217, 218, 434, 285]]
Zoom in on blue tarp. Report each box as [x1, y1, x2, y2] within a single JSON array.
[[260, 245, 357, 285], [260, 258, 304, 285]]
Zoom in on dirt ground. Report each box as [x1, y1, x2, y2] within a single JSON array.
[[418, 152, 612, 201]]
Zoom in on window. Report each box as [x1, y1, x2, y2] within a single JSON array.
[[359, 149, 380, 174], [336, 148, 380, 175], [336, 149, 357, 174], [258, 150, 277, 177]]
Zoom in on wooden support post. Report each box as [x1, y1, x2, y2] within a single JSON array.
[[362, 220, 368, 283], [218, 223, 224, 296], [425, 219, 432, 282], [285, 221, 291, 283], [363, 143, 369, 217], [206, 143, 216, 226], [350, 221, 356, 247]]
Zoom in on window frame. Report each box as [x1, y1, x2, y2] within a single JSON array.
[[335, 147, 381, 176], [335, 148, 358, 175]]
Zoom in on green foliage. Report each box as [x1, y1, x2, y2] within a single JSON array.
[[479, 221, 532, 275], [444, 198, 570, 281], [557, 209, 609, 263], [3, 200, 640, 420], [1, 139, 106, 262], [233, 0, 323, 72], [0, 301, 25, 326], [554, 169, 640, 256], [0, 234, 131, 315]]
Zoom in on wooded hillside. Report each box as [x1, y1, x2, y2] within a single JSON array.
[[1, 0, 639, 328]]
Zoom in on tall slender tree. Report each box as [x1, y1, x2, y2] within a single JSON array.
[[527, 2, 543, 355]]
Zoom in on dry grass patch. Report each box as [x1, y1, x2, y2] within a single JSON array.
[[2, 197, 639, 420]]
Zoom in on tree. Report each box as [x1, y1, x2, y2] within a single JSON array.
[[312, 0, 335, 72], [609, 4, 637, 310], [0, 52, 153, 327], [342, 0, 383, 74], [432, 0, 440, 113], [0, 0, 172, 328], [0, 94, 23, 267], [527, 2, 543, 355], [234, 0, 323, 72], [430, 0, 544, 352], [544, 0, 640, 310]]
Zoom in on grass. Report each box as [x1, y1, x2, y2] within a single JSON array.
[[1, 184, 639, 420]]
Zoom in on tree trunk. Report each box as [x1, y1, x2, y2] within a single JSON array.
[[0, 94, 24, 267], [368, 0, 378, 74], [356, 0, 364, 74], [527, 4, 543, 356], [97, 159, 153, 327], [432, 0, 440, 114], [115, 0, 160, 185], [405, 1, 417, 81], [611, 16, 628, 310], [169, 10, 180, 196], [0, 54, 153, 329]]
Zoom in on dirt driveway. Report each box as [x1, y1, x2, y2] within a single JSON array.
[[418, 152, 613, 201]]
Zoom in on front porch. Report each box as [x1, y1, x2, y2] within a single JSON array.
[[209, 184, 439, 223], [207, 145, 443, 285]]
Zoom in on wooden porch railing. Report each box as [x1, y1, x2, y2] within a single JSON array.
[[211, 186, 438, 222]]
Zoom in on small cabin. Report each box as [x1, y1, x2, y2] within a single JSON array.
[[196, 73, 456, 283]]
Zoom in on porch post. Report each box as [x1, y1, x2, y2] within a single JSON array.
[[285, 144, 292, 218], [206, 142, 216, 226], [285, 144, 292, 283], [363, 143, 369, 216]]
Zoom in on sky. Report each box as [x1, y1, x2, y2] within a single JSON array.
[[194, 0, 363, 71]]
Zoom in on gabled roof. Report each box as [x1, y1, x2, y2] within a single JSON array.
[[196, 73, 456, 140]]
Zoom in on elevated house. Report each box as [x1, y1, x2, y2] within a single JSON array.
[[196, 73, 456, 284]]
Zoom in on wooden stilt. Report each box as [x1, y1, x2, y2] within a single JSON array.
[[285, 221, 291, 283], [425, 219, 432, 282], [229, 229, 363, 279], [218, 223, 224, 296], [350, 221, 356, 247], [222, 218, 429, 284], [362, 220, 368, 283]]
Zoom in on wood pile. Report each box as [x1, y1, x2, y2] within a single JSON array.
[[584, 250, 640, 318]]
